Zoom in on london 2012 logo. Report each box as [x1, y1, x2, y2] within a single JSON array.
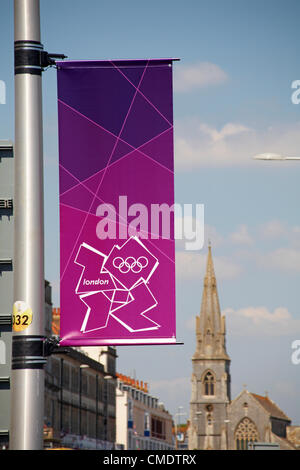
[[74, 236, 160, 334], [112, 256, 149, 274]]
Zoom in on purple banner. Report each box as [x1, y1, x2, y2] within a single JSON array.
[[57, 59, 177, 346]]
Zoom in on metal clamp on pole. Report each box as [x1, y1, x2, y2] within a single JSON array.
[[43, 52, 68, 67], [14, 40, 67, 75], [43, 336, 70, 356], [12, 335, 47, 370], [12, 336, 70, 370]]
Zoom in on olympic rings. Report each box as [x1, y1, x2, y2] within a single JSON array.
[[112, 256, 149, 274]]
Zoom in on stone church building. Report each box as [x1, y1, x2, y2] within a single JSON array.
[[188, 245, 297, 450]]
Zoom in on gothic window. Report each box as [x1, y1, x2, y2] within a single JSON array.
[[235, 417, 259, 450], [203, 371, 215, 396]]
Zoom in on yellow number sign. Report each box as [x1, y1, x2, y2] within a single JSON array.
[[12, 301, 33, 332]]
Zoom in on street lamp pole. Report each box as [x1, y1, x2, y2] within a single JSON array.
[[253, 153, 300, 161], [10, 0, 46, 450], [174, 407, 186, 449], [11, 0, 66, 450]]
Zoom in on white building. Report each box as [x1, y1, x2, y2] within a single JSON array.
[[116, 373, 174, 450]]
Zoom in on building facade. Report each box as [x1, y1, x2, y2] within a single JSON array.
[[0, 141, 14, 449], [0, 142, 118, 449], [44, 308, 117, 449], [188, 244, 296, 450], [116, 373, 174, 450], [227, 389, 294, 450], [44, 346, 117, 449]]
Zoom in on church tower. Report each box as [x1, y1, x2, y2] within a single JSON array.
[[189, 244, 231, 450]]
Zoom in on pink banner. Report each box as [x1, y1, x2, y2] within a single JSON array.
[[57, 59, 177, 345]]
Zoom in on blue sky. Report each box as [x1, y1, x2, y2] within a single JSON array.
[[1, 0, 300, 425]]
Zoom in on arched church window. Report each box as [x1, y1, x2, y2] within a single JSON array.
[[235, 417, 259, 450], [203, 371, 215, 396]]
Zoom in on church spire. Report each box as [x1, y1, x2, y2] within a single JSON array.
[[189, 244, 231, 450], [193, 244, 230, 360]]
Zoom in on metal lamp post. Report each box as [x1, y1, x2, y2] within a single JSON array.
[[11, 0, 66, 450], [10, 0, 46, 450], [174, 407, 187, 449]]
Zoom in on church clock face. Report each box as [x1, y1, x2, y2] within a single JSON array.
[[206, 404, 213, 412]]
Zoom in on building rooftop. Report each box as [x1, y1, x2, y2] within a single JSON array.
[[250, 392, 291, 422], [0, 140, 13, 148], [117, 372, 148, 393]]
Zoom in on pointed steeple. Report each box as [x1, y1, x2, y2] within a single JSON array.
[[193, 244, 230, 360], [189, 244, 231, 450]]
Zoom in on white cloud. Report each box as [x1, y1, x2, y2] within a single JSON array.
[[291, 226, 300, 248], [224, 306, 300, 336], [174, 118, 254, 169], [199, 122, 251, 142], [258, 220, 288, 239], [258, 220, 300, 249], [229, 224, 253, 245], [176, 251, 242, 281], [174, 119, 300, 170], [174, 62, 228, 93], [257, 247, 300, 272]]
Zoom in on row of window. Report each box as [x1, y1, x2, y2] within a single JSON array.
[[46, 357, 115, 404], [118, 382, 159, 408], [0, 198, 13, 209], [128, 432, 173, 451], [45, 396, 115, 442]]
